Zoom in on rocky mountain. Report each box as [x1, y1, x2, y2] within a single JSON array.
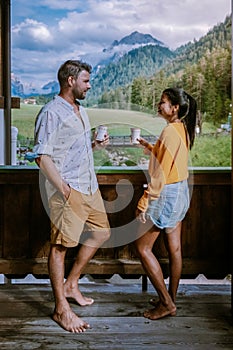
[[88, 44, 174, 102], [11, 73, 24, 97], [110, 31, 164, 47], [11, 31, 166, 98], [42, 81, 60, 94], [91, 31, 165, 75]]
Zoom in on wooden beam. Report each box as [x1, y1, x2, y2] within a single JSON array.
[[0, 96, 20, 109], [0, 257, 230, 277]]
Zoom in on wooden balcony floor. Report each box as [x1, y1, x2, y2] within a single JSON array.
[[0, 277, 232, 349]]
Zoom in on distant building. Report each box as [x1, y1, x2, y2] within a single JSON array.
[[24, 98, 37, 105]]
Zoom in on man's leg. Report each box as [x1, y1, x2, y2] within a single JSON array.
[[48, 244, 90, 333], [64, 229, 110, 305]]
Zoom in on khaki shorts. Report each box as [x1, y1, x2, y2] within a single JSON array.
[[49, 188, 110, 247]]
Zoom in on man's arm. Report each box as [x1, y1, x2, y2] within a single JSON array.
[[36, 155, 70, 200], [92, 131, 109, 150]]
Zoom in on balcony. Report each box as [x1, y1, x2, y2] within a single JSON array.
[[0, 166, 231, 278], [0, 166, 232, 348]]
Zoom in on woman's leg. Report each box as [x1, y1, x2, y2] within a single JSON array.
[[135, 221, 176, 319], [164, 221, 182, 303]]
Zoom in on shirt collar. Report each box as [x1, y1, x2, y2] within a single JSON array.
[[54, 95, 81, 112]]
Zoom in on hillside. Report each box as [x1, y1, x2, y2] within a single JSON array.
[[16, 15, 231, 116], [164, 15, 231, 75], [87, 44, 175, 103], [94, 15, 231, 126]]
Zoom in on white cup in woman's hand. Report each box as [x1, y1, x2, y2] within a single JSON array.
[[130, 128, 141, 144]]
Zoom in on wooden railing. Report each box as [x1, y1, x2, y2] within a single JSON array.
[[0, 166, 231, 280]]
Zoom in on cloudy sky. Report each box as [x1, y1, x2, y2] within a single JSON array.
[[11, 0, 231, 89]]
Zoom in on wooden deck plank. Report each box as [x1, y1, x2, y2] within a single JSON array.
[[0, 286, 230, 301], [0, 284, 230, 299], [0, 317, 232, 349], [0, 300, 230, 318], [0, 283, 232, 349]]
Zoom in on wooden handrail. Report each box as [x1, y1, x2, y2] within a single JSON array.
[[0, 96, 20, 109]]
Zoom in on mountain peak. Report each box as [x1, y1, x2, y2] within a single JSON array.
[[112, 31, 164, 47]]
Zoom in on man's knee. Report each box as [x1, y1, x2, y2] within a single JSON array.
[[49, 244, 67, 258], [100, 229, 111, 243], [89, 228, 111, 246]]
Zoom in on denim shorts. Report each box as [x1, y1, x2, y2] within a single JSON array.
[[146, 180, 190, 230]]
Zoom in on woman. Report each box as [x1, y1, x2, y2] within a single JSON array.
[[135, 87, 197, 320]]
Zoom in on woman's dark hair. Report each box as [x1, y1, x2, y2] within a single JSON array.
[[57, 59, 92, 87], [163, 87, 197, 149]]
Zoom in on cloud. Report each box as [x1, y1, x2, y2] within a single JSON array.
[[40, 0, 85, 11], [12, 0, 231, 50], [12, 19, 54, 51]]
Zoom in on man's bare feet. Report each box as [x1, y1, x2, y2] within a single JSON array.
[[52, 307, 90, 333], [144, 302, 176, 320], [149, 298, 159, 307], [64, 283, 94, 306]]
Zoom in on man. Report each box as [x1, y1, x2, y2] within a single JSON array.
[[34, 60, 110, 333]]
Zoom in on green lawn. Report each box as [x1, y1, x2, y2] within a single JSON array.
[[12, 104, 42, 139], [12, 103, 231, 167], [190, 133, 231, 167], [87, 108, 166, 136], [12, 104, 166, 139]]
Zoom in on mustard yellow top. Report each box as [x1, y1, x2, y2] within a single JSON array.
[[137, 122, 189, 212]]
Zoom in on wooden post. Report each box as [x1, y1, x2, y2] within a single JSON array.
[[231, 7, 233, 317], [0, 0, 20, 165], [0, 0, 11, 164]]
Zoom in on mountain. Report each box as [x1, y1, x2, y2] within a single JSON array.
[[42, 81, 60, 94], [91, 31, 166, 75], [11, 17, 230, 102], [11, 31, 166, 98], [110, 31, 164, 46], [11, 78, 60, 98], [87, 44, 174, 102], [96, 15, 231, 124], [11, 73, 24, 97], [83, 31, 172, 102]]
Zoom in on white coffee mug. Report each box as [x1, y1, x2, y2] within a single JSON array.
[[130, 128, 140, 144], [96, 125, 108, 141]]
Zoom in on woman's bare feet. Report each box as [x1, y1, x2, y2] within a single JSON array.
[[64, 283, 94, 306], [144, 302, 176, 320], [52, 306, 90, 333]]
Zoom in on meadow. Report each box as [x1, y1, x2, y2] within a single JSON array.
[[12, 103, 231, 167]]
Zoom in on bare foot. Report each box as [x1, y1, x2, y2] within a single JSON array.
[[144, 302, 176, 320], [149, 298, 159, 307], [52, 307, 90, 333], [64, 283, 94, 306]]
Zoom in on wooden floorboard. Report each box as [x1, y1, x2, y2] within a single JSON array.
[[0, 281, 232, 349]]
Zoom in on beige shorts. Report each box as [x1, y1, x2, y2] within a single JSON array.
[[49, 188, 110, 247]]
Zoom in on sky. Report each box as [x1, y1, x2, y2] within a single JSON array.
[[11, 0, 231, 89]]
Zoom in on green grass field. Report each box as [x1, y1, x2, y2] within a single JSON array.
[[12, 103, 231, 167], [12, 104, 166, 138]]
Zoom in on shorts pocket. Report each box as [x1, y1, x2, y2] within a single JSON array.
[[64, 186, 73, 206]]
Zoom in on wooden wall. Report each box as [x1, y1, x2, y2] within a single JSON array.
[[0, 167, 231, 279]]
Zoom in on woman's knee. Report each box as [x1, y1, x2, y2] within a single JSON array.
[[134, 241, 151, 259]]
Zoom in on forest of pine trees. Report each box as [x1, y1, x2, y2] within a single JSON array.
[[96, 16, 231, 125]]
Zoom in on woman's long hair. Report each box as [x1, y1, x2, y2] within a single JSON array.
[[163, 87, 197, 149]]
